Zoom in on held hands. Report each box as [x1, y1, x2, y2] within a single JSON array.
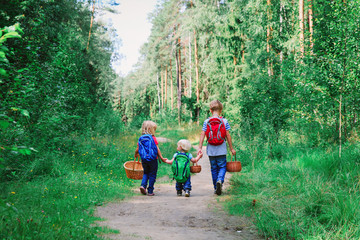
[[231, 149, 236, 156], [164, 158, 173, 165], [195, 151, 203, 162]]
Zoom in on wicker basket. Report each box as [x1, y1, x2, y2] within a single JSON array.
[[226, 154, 242, 172], [190, 162, 202, 173], [124, 157, 144, 180]]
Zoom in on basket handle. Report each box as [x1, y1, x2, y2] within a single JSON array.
[[230, 153, 237, 162], [133, 157, 140, 171]]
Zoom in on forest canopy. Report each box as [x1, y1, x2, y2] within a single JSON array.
[[118, 0, 360, 154]]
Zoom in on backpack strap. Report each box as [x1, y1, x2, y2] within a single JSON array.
[[175, 151, 190, 160]]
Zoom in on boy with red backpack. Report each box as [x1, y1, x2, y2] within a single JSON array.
[[198, 100, 236, 195]]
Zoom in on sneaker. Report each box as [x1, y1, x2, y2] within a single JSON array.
[[215, 180, 222, 195], [177, 190, 182, 196], [140, 186, 147, 195], [185, 190, 190, 197], [147, 192, 155, 196]]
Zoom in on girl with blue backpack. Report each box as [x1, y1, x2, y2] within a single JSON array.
[[167, 139, 203, 197], [134, 121, 168, 196]]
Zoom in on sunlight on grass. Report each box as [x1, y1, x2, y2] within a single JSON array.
[[226, 145, 360, 239], [0, 125, 200, 239]]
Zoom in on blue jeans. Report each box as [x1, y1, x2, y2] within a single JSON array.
[[141, 160, 158, 194], [175, 176, 192, 191], [209, 155, 227, 190]]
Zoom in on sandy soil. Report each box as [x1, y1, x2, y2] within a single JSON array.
[[95, 146, 261, 240]]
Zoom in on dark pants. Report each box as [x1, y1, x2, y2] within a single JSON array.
[[141, 160, 158, 194], [175, 176, 192, 191]]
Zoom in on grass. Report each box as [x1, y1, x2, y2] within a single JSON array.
[[6, 122, 358, 239], [0, 124, 197, 239], [1, 132, 137, 239], [225, 144, 360, 239]]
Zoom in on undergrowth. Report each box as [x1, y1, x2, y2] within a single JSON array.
[[226, 144, 360, 239], [0, 123, 194, 239]]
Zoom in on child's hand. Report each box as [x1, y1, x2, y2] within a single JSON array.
[[165, 159, 174, 165]]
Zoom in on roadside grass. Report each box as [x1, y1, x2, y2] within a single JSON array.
[[0, 125, 194, 239], [0, 132, 138, 239], [225, 145, 360, 239]]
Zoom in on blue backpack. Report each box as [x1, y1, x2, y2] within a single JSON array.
[[138, 134, 158, 162]]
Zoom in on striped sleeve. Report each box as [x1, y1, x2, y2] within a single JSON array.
[[223, 118, 231, 131], [202, 120, 207, 132]]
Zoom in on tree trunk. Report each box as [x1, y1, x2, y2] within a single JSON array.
[[241, 33, 245, 64], [161, 68, 164, 109], [339, 35, 348, 158], [308, 0, 314, 53], [267, 0, 273, 76], [339, 94, 342, 158], [170, 59, 173, 110], [86, 0, 96, 51], [183, 44, 187, 97], [233, 56, 237, 78], [156, 72, 161, 113], [194, 30, 200, 125], [178, 42, 182, 124], [176, 40, 182, 125], [299, 0, 305, 56], [165, 66, 168, 109], [188, 32, 192, 97], [280, 3, 284, 63]]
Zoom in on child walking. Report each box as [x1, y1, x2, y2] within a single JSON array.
[[134, 120, 168, 196], [165, 139, 202, 197], [198, 100, 236, 195]]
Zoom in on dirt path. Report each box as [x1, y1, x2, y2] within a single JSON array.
[[95, 146, 261, 240]]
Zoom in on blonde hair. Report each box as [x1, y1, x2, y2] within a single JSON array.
[[141, 121, 157, 135], [210, 100, 223, 112], [177, 139, 191, 152]]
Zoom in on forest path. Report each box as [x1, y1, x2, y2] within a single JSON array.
[[95, 146, 261, 240]]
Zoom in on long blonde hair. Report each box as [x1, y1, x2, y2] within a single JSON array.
[[141, 121, 157, 135]]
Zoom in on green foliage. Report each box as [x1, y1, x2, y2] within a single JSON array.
[[0, 0, 119, 175], [226, 145, 360, 239], [0, 132, 137, 239], [118, 0, 360, 155], [1, 0, 359, 239]]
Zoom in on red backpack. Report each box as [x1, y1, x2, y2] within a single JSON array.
[[205, 117, 227, 146]]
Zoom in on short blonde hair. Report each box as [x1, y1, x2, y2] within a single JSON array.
[[141, 121, 157, 135], [210, 100, 223, 112], [177, 139, 191, 152]]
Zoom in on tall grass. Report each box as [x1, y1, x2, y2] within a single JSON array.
[[0, 122, 193, 239], [0, 132, 137, 239], [225, 144, 360, 239]]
